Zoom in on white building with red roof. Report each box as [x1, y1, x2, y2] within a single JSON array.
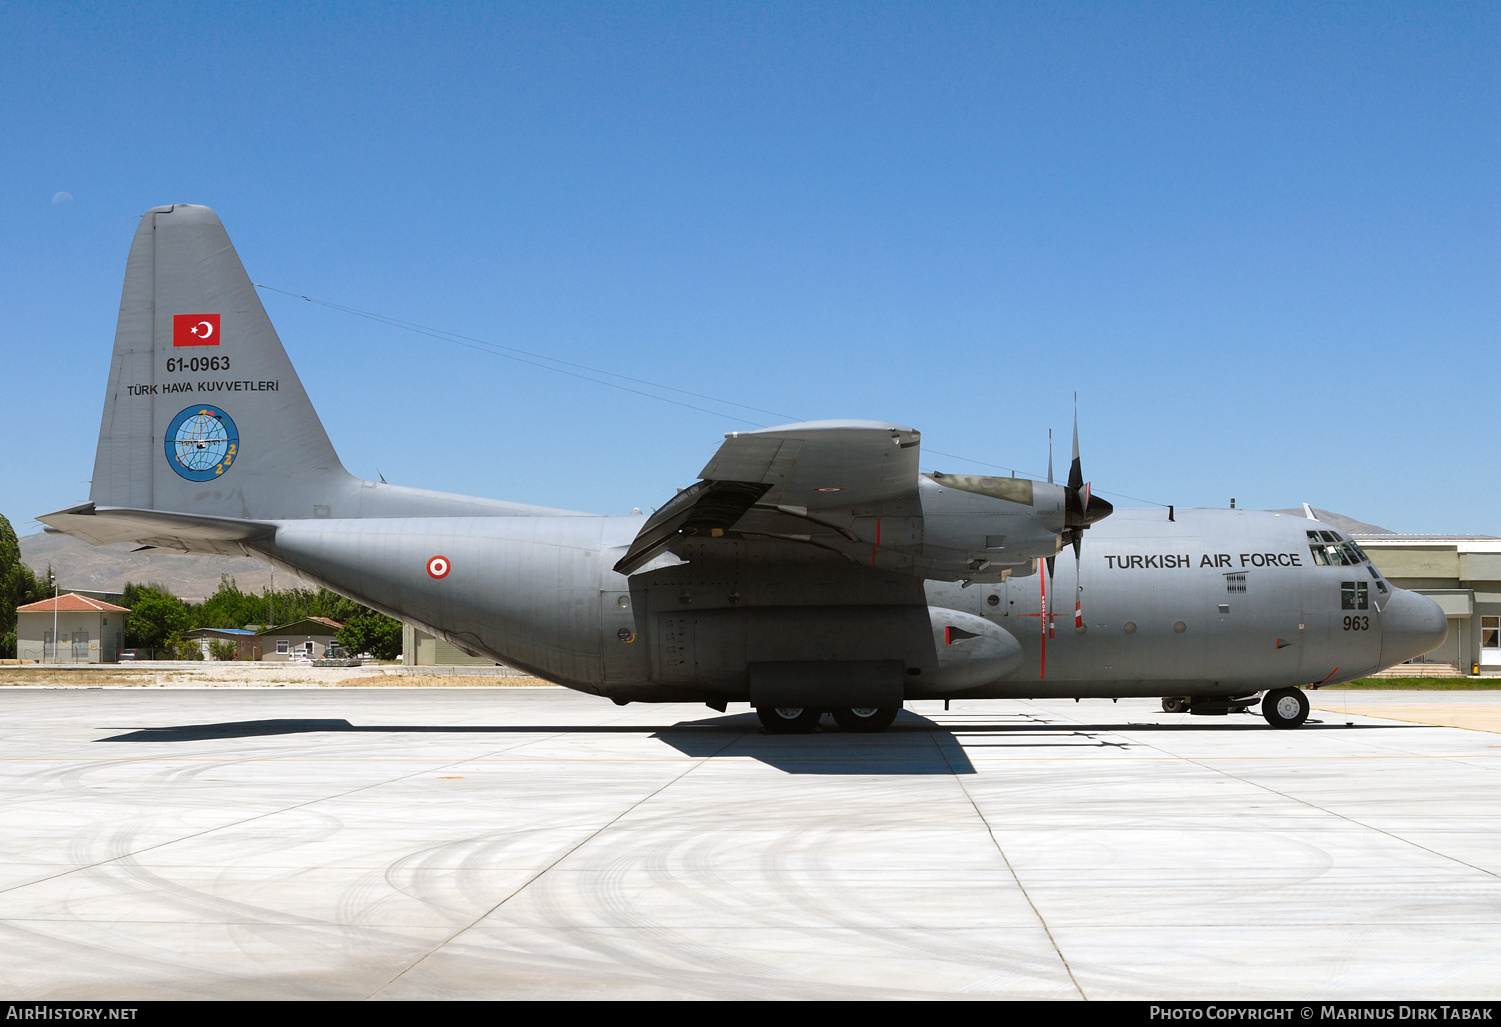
[[15, 593, 131, 663]]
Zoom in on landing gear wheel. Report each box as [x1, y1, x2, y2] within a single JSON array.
[[1262, 687, 1309, 729], [1162, 697, 1190, 713], [756, 706, 823, 734], [830, 706, 900, 733]]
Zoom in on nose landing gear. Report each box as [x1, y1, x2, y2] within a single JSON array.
[[1261, 687, 1310, 729]]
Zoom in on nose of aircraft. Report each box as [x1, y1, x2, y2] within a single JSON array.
[[1381, 588, 1449, 668]]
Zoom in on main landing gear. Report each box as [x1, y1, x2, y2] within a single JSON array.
[[1261, 687, 1310, 729], [755, 706, 901, 734]]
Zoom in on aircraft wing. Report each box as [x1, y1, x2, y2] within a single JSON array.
[[697, 419, 921, 509], [613, 420, 921, 575]]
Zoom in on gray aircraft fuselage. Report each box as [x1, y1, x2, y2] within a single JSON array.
[[40, 204, 1449, 727], [259, 503, 1438, 703]]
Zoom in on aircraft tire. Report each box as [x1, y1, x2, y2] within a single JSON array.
[[756, 706, 823, 734], [1162, 697, 1190, 713], [1262, 688, 1309, 729], [830, 706, 900, 733]]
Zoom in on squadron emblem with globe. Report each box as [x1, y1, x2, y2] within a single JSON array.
[[164, 406, 240, 481]]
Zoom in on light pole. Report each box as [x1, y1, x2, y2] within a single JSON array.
[[50, 572, 58, 665]]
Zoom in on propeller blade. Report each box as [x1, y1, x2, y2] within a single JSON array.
[[1074, 534, 1084, 630], [1045, 554, 1056, 638], [1068, 394, 1083, 492], [1047, 429, 1053, 485]]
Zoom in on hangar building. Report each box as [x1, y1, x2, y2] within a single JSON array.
[[1354, 533, 1500, 675], [401, 624, 500, 666]]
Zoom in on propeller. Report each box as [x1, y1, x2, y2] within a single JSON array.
[[1060, 395, 1113, 630], [1045, 429, 1056, 638]]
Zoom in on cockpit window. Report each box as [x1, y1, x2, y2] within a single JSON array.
[[1307, 530, 1364, 567], [1367, 564, 1388, 593]]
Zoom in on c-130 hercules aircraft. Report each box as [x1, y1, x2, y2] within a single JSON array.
[[41, 205, 1449, 732]]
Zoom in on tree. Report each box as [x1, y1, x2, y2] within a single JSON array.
[[337, 613, 402, 660], [123, 585, 192, 652], [208, 639, 239, 661], [199, 575, 265, 629], [0, 514, 48, 659]]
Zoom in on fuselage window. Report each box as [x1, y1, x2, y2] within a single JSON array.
[[1341, 581, 1369, 611], [1226, 573, 1246, 593]]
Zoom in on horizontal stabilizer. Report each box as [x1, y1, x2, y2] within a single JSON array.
[[37, 502, 274, 556]]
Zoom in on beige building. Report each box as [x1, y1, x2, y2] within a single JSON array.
[[15, 593, 129, 663], [1355, 534, 1501, 675]]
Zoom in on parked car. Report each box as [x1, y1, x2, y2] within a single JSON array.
[[118, 649, 142, 661]]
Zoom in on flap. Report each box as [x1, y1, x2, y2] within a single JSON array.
[[613, 481, 771, 575]]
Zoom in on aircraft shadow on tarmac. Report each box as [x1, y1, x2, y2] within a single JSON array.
[[95, 711, 976, 775], [93, 711, 1411, 775]]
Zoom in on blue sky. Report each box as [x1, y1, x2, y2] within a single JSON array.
[[2, 1, 1496, 535]]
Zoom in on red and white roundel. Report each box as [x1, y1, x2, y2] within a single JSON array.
[[426, 555, 451, 579]]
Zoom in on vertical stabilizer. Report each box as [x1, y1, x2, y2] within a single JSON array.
[[91, 204, 352, 519]]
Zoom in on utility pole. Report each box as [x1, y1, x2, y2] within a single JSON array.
[[269, 570, 274, 629], [50, 572, 58, 665]]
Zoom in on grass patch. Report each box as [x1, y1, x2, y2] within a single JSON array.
[[0, 671, 157, 686], [1337, 678, 1501, 690]]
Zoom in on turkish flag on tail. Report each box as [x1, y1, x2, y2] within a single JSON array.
[[173, 314, 221, 347]]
